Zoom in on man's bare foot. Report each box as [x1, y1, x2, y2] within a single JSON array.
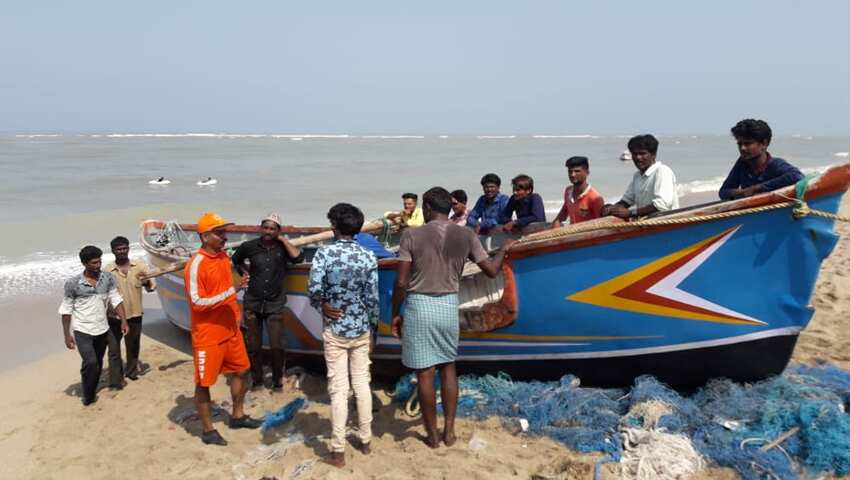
[[422, 432, 440, 449], [325, 452, 345, 468], [443, 430, 457, 447]]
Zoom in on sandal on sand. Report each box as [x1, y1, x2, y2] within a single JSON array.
[[229, 415, 263, 429], [202, 429, 227, 446]]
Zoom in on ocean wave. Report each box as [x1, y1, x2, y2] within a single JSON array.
[[477, 135, 516, 139], [532, 135, 600, 139], [834, 152, 849, 158], [15, 134, 62, 138], [0, 245, 147, 303], [359, 135, 425, 139]]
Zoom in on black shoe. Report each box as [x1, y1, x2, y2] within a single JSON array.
[[82, 395, 98, 406], [126, 373, 139, 381], [201, 429, 228, 446], [229, 415, 263, 429]]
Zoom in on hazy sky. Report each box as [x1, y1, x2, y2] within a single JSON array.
[[2, 1, 848, 135]]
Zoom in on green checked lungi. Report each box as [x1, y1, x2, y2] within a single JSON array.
[[401, 293, 459, 369]]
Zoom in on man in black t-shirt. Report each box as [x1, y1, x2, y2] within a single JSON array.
[[231, 213, 303, 391]]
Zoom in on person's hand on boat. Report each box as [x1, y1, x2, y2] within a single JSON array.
[[731, 185, 761, 199], [321, 302, 343, 320], [605, 204, 631, 220], [391, 315, 403, 338], [64, 333, 76, 350], [501, 239, 518, 252]]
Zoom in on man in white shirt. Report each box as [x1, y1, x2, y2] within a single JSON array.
[[60, 245, 127, 406], [604, 134, 679, 220]]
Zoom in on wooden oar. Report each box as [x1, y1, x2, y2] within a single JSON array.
[[139, 216, 399, 281]]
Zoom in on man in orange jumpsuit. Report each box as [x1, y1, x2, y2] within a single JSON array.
[[185, 212, 262, 446]]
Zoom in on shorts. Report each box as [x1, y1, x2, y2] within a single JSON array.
[[193, 332, 250, 387]]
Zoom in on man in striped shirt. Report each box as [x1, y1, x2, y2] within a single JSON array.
[[184, 212, 260, 446]]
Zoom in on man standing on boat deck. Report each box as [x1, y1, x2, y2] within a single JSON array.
[[185, 212, 261, 446], [552, 156, 604, 227], [105, 236, 156, 389], [308, 203, 379, 467], [392, 187, 515, 448], [604, 134, 679, 220], [231, 213, 303, 391], [719, 119, 803, 200], [60, 245, 127, 406]]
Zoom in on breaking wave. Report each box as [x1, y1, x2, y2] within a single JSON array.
[[0, 244, 147, 304]]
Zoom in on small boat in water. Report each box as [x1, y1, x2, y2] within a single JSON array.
[[619, 150, 632, 162], [196, 177, 217, 186], [141, 164, 850, 387], [148, 177, 171, 185]]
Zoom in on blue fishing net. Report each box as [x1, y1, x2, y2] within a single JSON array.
[[261, 397, 307, 432], [391, 363, 850, 478]]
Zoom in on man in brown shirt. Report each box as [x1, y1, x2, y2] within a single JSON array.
[[105, 236, 156, 386], [391, 187, 515, 448]]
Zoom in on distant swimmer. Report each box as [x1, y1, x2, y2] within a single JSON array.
[[149, 177, 170, 185], [197, 177, 218, 186]]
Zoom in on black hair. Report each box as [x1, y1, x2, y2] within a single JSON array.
[[110, 236, 130, 249], [422, 187, 452, 214], [480, 173, 501, 187], [401, 192, 418, 201], [79, 245, 103, 264], [450, 189, 468, 204], [511, 174, 534, 191], [627, 134, 659, 154], [731, 118, 772, 144], [327, 203, 365, 236], [565, 156, 589, 169]]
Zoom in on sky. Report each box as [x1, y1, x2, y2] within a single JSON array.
[[1, 1, 848, 135]]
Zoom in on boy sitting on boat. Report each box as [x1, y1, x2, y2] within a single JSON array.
[[499, 174, 547, 233], [466, 173, 510, 234], [719, 119, 804, 200], [552, 156, 605, 227]]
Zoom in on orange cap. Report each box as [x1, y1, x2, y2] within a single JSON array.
[[197, 212, 234, 234]]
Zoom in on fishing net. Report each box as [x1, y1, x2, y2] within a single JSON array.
[[392, 362, 850, 479]]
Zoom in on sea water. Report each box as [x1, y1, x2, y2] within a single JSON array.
[[1, 132, 847, 303]]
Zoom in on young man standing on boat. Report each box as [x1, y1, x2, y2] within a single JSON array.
[[60, 245, 127, 406], [466, 173, 510, 234], [185, 212, 261, 446], [308, 203, 379, 467], [719, 119, 803, 200], [552, 156, 605, 227], [392, 187, 515, 448], [604, 134, 679, 220], [231, 213, 303, 391], [104, 236, 156, 389]]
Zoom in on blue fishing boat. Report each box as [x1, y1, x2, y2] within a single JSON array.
[[140, 163, 850, 387]]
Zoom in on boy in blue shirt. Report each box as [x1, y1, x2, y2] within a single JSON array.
[[719, 119, 803, 200], [466, 173, 509, 234]]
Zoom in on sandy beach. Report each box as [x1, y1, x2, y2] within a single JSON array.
[[1, 197, 848, 480]]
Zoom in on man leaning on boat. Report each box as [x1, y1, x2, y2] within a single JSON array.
[[719, 119, 804, 200], [604, 134, 680, 220]]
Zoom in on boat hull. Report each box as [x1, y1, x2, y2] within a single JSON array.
[[142, 165, 849, 387]]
